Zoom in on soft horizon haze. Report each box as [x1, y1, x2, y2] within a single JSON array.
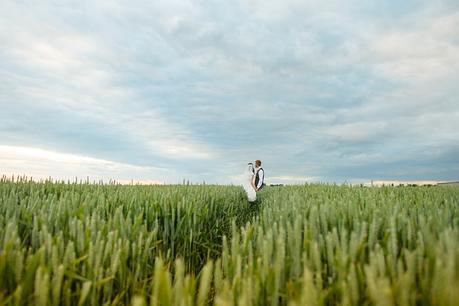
[[1, 0, 459, 184]]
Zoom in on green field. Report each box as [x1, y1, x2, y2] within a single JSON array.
[[1, 177, 458, 305]]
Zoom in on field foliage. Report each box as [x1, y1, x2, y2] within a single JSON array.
[[0, 176, 458, 305]]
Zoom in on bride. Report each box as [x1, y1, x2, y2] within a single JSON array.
[[243, 162, 257, 202]]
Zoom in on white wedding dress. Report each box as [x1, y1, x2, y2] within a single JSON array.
[[243, 163, 257, 202]]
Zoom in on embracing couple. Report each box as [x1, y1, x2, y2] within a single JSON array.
[[243, 160, 265, 202]]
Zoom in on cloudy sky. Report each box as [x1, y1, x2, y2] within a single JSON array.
[[1, 0, 458, 184]]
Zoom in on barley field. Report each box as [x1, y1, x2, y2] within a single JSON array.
[[0, 176, 458, 306]]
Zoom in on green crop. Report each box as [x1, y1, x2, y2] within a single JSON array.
[[0, 176, 458, 305]]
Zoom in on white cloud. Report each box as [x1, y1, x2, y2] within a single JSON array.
[[371, 11, 459, 82], [0, 145, 171, 183], [0, 3, 217, 161], [318, 8, 459, 157], [268, 175, 319, 184], [321, 121, 388, 142], [1, 0, 458, 183]]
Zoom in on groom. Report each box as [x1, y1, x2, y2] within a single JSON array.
[[253, 160, 265, 191]]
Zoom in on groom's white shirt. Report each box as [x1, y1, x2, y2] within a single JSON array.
[[255, 167, 264, 189]]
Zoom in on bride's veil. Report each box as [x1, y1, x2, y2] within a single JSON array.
[[243, 162, 257, 202], [245, 163, 254, 176]]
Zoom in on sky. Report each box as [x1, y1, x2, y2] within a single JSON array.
[[1, 0, 459, 184]]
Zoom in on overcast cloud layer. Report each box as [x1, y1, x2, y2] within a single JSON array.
[[1, 0, 458, 184]]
